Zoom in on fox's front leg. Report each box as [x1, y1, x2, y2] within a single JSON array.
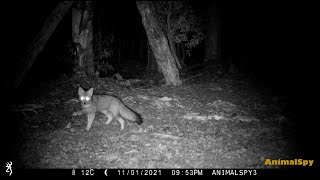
[[86, 113, 95, 131]]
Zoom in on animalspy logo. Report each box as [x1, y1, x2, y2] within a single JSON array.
[[264, 159, 314, 166]]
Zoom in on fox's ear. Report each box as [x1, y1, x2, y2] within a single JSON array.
[[88, 87, 94, 96], [78, 87, 85, 96]]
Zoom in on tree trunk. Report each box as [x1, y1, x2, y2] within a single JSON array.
[[147, 41, 157, 73], [118, 38, 121, 64], [176, 43, 186, 66], [176, 43, 186, 72], [136, 1, 181, 86], [138, 34, 146, 62], [168, 37, 182, 70], [72, 1, 95, 77], [72, 4, 83, 66], [14, 1, 73, 89], [84, 1, 95, 77], [130, 37, 136, 59], [204, 0, 220, 62]]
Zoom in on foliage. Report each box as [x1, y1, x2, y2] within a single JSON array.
[[153, 1, 205, 56]]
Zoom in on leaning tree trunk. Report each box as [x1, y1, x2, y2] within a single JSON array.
[[72, 1, 95, 77], [14, 1, 73, 89], [166, 2, 182, 70], [136, 1, 182, 86]]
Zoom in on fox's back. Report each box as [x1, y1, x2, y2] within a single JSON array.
[[93, 95, 121, 112]]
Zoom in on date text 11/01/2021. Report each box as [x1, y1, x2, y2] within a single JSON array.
[[118, 169, 203, 176], [79, 169, 203, 176]]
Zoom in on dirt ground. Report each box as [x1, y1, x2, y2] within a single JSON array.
[[8, 72, 302, 170]]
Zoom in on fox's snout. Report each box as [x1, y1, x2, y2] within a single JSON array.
[[81, 101, 89, 105]]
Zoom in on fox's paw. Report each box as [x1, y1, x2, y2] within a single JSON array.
[[72, 112, 80, 116]]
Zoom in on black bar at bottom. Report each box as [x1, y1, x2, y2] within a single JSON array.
[[5, 168, 318, 177]]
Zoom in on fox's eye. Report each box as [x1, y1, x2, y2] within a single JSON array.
[[80, 96, 85, 101], [85, 97, 90, 101]]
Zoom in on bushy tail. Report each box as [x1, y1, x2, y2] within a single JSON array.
[[119, 104, 143, 124]]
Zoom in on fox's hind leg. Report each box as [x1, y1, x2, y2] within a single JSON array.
[[116, 117, 125, 130], [101, 110, 124, 130], [101, 110, 113, 124]]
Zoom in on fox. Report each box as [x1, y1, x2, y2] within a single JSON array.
[[72, 87, 143, 131]]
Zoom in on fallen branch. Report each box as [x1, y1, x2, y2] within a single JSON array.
[[153, 133, 180, 139]]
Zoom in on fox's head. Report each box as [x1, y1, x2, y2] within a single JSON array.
[[78, 87, 93, 106]]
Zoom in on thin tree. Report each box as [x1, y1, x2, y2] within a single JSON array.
[[14, 1, 73, 89]]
